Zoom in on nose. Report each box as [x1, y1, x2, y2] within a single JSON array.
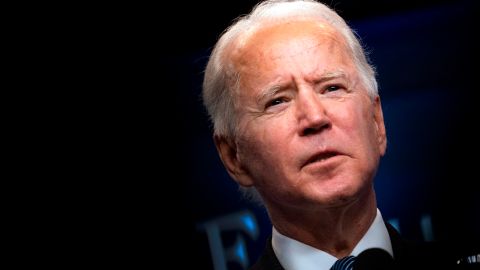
[[296, 89, 331, 136]]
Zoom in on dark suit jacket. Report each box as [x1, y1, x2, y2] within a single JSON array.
[[250, 223, 478, 270]]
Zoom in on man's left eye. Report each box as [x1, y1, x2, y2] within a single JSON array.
[[326, 85, 341, 92]]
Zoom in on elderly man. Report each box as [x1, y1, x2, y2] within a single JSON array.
[[202, 1, 476, 269]]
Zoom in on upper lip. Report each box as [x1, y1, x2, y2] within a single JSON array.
[[302, 150, 341, 167]]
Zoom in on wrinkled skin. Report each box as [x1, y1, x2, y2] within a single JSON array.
[[216, 20, 386, 212]]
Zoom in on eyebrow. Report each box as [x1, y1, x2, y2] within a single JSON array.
[[256, 84, 284, 105], [255, 71, 348, 104], [313, 71, 347, 84]]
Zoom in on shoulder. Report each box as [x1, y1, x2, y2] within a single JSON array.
[[386, 222, 479, 269]]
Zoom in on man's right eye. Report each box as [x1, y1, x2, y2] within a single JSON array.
[[266, 98, 285, 108]]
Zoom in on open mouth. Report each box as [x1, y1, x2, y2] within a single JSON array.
[[304, 151, 339, 166]]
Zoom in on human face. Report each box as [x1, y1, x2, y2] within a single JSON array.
[[223, 20, 386, 210]]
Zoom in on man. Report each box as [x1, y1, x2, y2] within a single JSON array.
[[202, 1, 477, 269]]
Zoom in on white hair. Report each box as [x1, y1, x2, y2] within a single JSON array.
[[202, 0, 378, 203]]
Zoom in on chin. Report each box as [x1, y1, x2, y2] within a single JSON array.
[[309, 180, 361, 205]]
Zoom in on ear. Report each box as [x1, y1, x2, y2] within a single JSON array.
[[373, 96, 387, 156], [214, 135, 255, 187]]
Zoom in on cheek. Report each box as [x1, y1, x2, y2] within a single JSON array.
[[238, 119, 293, 176], [332, 101, 377, 150], [246, 126, 286, 161]]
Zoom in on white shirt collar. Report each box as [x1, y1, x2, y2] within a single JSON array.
[[271, 208, 393, 270]]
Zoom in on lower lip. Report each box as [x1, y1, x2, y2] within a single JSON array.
[[304, 155, 343, 170]]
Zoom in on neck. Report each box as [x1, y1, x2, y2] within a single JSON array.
[[267, 187, 377, 258]]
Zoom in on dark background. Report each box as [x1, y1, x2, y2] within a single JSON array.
[[156, 0, 478, 269]]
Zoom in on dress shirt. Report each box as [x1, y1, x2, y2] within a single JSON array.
[[271, 208, 393, 270]]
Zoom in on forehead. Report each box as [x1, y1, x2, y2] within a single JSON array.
[[230, 20, 350, 73], [227, 20, 354, 89], [245, 19, 340, 45]]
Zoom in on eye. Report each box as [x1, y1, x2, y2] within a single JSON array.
[[266, 97, 286, 108], [325, 85, 342, 92]]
